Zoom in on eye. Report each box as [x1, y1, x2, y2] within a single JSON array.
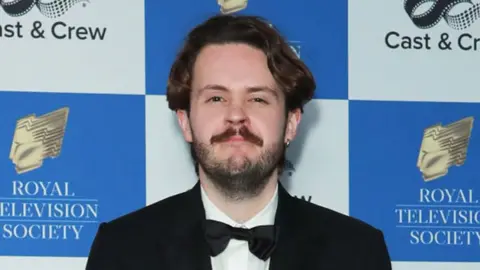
[[207, 96, 224, 103], [251, 97, 268, 104]]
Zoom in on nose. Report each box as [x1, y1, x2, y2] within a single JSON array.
[[225, 104, 248, 125]]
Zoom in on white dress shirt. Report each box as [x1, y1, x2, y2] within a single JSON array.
[[200, 185, 278, 270]]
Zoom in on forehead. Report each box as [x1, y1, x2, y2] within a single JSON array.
[[191, 43, 277, 93]]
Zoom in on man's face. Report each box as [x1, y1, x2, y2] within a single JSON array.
[[177, 43, 300, 199]]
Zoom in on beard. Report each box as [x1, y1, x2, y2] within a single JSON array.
[[191, 125, 285, 201]]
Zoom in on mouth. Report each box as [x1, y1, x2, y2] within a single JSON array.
[[210, 126, 263, 147], [218, 137, 252, 147], [224, 135, 246, 142]]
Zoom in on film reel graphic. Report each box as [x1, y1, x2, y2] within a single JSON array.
[[404, 0, 480, 30], [0, 0, 88, 18]]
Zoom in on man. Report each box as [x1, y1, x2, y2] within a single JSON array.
[[85, 14, 392, 270]]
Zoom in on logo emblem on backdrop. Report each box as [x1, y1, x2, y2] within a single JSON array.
[[404, 0, 480, 30], [0, 0, 88, 18], [416, 116, 474, 181], [9, 107, 69, 174], [0, 0, 106, 42], [386, 1, 480, 50], [217, 0, 247, 14]]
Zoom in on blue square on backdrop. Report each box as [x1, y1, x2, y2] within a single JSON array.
[[0, 91, 146, 257], [349, 100, 480, 262], [145, 0, 348, 100]]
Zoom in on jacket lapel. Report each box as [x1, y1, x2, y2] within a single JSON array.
[[268, 183, 322, 270], [156, 182, 212, 270], [163, 221, 212, 270]]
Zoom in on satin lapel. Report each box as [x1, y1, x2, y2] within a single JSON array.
[[268, 183, 319, 270], [162, 221, 212, 270], [157, 182, 212, 270]]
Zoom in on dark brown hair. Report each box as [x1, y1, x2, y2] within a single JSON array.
[[166, 14, 316, 175]]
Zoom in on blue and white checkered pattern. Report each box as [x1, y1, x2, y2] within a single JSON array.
[[1, 0, 479, 269]]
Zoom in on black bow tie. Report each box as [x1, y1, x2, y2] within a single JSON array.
[[202, 219, 279, 261]]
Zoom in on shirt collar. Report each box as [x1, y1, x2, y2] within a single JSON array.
[[200, 183, 278, 228]]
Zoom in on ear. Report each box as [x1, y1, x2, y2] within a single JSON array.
[[176, 110, 193, 142], [285, 109, 301, 143]]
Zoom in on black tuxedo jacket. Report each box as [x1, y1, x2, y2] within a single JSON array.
[[85, 182, 392, 270]]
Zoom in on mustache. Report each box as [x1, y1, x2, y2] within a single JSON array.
[[210, 126, 263, 146]]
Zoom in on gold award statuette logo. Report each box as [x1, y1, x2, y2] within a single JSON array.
[[217, 0, 247, 14], [9, 107, 69, 174], [417, 116, 474, 182]]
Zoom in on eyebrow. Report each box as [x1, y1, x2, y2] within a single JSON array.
[[196, 84, 279, 99]]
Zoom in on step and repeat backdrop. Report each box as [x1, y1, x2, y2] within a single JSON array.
[[0, 0, 479, 269]]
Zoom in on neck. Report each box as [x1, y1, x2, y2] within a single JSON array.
[[199, 170, 278, 223]]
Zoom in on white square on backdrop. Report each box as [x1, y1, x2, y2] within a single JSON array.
[[348, 0, 480, 103], [0, 256, 86, 270], [0, 0, 145, 95], [280, 99, 349, 215], [145, 95, 198, 204]]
